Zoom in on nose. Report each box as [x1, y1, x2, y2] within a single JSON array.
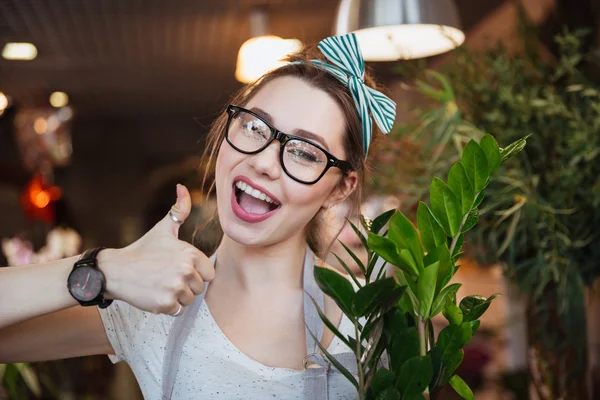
[[247, 141, 281, 180]]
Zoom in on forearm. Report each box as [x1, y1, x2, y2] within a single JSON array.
[[0, 249, 119, 330]]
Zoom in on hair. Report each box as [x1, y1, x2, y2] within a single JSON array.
[[194, 43, 386, 259]]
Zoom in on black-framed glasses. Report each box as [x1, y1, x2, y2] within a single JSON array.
[[225, 105, 353, 185]]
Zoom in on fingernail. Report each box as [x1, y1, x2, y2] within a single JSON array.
[[176, 184, 183, 200]]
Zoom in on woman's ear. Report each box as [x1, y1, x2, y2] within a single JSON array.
[[323, 171, 358, 209]]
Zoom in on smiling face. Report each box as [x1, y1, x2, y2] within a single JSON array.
[[214, 76, 358, 248]]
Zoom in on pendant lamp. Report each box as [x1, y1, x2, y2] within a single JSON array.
[[335, 0, 465, 61]]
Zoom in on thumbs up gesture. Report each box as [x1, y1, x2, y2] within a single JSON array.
[[101, 184, 215, 316]]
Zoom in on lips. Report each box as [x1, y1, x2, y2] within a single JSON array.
[[230, 176, 281, 223]]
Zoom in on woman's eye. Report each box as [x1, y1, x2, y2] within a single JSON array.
[[242, 119, 268, 138], [289, 148, 320, 162]]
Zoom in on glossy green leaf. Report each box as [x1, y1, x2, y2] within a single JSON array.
[[423, 245, 452, 294], [337, 240, 366, 277], [372, 209, 396, 234], [347, 219, 368, 249], [306, 293, 353, 350], [443, 303, 464, 325], [470, 320, 481, 335], [459, 294, 498, 322], [462, 140, 489, 192], [354, 278, 397, 317], [462, 208, 479, 233], [402, 393, 425, 400], [375, 387, 403, 400], [384, 307, 408, 334], [428, 347, 443, 391], [480, 134, 501, 174], [331, 252, 362, 288], [417, 261, 440, 319], [449, 375, 475, 400], [314, 266, 356, 318], [368, 233, 403, 268], [448, 162, 475, 216], [417, 202, 447, 254], [473, 191, 485, 208], [430, 283, 462, 317], [389, 212, 424, 271], [389, 327, 420, 374], [370, 367, 396, 396], [397, 355, 433, 397], [430, 177, 462, 237], [441, 349, 464, 384], [398, 248, 420, 277], [437, 323, 472, 363], [499, 134, 531, 164], [395, 270, 419, 313]]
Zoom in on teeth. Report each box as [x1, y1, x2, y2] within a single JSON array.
[[235, 181, 279, 205]]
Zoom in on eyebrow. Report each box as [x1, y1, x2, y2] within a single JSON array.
[[249, 107, 330, 151]]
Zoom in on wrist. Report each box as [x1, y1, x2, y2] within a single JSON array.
[[97, 248, 121, 300]]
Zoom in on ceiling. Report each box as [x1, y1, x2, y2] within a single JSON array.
[[0, 0, 506, 120]]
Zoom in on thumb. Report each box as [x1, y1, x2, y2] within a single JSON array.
[[160, 184, 192, 237]]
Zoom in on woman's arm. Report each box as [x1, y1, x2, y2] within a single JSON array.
[[0, 185, 214, 363], [0, 250, 118, 330], [0, 305, 112, 363]]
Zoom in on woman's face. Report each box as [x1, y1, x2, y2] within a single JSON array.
[[215, 76, 357, 248]]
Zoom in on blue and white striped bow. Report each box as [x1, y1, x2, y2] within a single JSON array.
[[311, 33, 396, 158]]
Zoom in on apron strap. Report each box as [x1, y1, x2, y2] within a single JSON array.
[[161, 288, 206, 400], [161, 248, 359, 400]]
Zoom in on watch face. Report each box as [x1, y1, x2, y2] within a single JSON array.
[[68, 265, 104, 302]]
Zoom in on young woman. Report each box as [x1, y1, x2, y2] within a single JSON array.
[[0, 34, 396, 399]]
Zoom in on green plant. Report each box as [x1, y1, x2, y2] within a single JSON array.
[[310, 134, 527, 399], [379, 26, 600, 400], [446, 28, 600, 399], [0, 363, 41, 399]]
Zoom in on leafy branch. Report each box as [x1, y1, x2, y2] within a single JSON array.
[[311, 134, 527, 399]]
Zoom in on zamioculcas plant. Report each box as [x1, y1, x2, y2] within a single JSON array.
[[310, 134, 528, 400]]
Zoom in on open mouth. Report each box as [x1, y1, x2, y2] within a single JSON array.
[[233, 181, 281, 215]]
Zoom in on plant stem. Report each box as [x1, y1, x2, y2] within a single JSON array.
[[449, 210, 471, 256], [354, 319, 366, 400], [418, 318, 427, 357]]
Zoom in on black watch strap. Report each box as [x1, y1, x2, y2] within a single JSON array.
[[72, 247, 113, 309]]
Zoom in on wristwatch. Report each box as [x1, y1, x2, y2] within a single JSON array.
[[67, 247, 113, 308]]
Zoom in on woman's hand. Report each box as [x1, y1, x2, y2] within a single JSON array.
[[100, 184, 215, 316]]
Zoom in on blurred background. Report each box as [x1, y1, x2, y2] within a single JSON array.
[[1, 0, 599, 399]]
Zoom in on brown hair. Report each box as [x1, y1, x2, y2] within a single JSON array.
[[194, 43, 385, 259]]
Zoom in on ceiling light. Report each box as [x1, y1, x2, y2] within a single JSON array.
[[235, 7, 303, 83], [236, 36, 303, 83], [49, 91, 69, 108], [0, 92, 8, 110], [335, 0, 465, 61], [2, 42, 38, 60]]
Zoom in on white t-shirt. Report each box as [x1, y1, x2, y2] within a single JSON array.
[[97, 268, 361, 399]]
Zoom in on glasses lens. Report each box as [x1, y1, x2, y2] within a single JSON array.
[[227, 109, 271, 152], [283, 139, 328, 183]]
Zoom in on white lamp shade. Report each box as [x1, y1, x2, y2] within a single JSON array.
[[235, 36, 303, 84], [335, 0, 465, 61]]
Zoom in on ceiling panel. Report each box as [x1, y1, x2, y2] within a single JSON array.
[[0, 0, 505, 119]]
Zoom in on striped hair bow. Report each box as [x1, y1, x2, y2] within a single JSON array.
[[311, 33, 396, 158]]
